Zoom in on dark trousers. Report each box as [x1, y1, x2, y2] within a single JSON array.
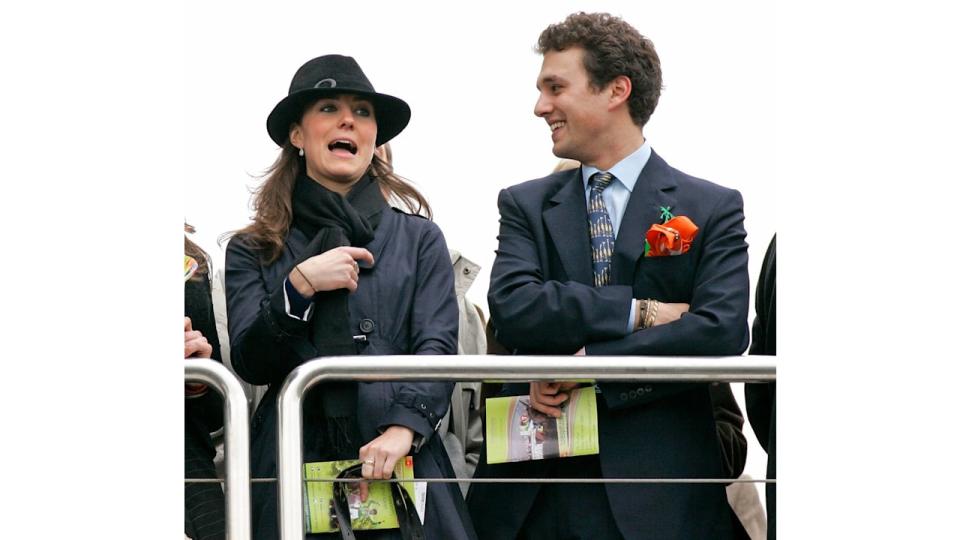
[[517, 455, 623, 540], [185, 421, 225, 540]]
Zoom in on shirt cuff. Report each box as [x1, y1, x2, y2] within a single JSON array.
[[283, 277, 314, 321], [627, 299, 637, 333]]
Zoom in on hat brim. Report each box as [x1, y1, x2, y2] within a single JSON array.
[[266, 88, 411, 148]]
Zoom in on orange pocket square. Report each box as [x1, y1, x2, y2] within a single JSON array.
[[645, 216, 699, 257]]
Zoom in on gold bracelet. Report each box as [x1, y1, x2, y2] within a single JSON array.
[[293, 265, 318, 295], [635, 299, 646, 330], [645, 300, 660, 329]]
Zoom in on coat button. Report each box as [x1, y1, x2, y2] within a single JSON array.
[[359, 318, 375, 334]]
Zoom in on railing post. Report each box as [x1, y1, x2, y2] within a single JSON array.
[[276, 355, 775, 539], [185, 359, 252, 540]]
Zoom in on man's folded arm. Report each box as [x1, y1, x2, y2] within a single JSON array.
[[488, 188, 633, 353], [590, 189, 751, 409]]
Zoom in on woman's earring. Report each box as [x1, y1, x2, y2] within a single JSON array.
[[298, 147, 304, 157]]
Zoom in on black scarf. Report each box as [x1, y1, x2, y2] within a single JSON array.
[[291, 172, 387, 460]]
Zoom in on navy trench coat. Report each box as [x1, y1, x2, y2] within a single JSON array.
[[225, 207, 477, 540]]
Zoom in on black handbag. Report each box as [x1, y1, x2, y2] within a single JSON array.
[[331, 463, 425, 540]]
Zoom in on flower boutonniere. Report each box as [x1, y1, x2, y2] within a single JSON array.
[[644, 206, 699, 257]]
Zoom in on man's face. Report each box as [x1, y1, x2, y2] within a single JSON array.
[[534, 47, 610, 164]]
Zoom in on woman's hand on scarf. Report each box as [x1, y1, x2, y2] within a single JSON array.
[[357, 425, 415, 501], [290, 246, 375, 295]]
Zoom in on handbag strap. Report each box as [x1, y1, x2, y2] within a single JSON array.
[[332, 463, 425, 540]]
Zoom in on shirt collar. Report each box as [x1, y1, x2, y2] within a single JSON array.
[[581, 140, 652, 193]]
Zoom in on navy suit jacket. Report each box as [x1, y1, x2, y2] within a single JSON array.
[[468, 150, 750, 540]]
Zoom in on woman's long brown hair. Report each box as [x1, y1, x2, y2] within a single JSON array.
[[223, 138, 432, 265]]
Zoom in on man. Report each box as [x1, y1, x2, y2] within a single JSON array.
[[467, 12, 750, 540]]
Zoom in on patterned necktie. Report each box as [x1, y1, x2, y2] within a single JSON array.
[[588, 171, 616, 287]]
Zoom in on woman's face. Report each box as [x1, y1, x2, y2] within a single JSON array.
[[290, 94, 377, 192]]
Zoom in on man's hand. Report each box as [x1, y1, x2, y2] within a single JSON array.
[[529, 381, 579, 418], [357, 425, 415, 501], [654, 302, 689, 326]]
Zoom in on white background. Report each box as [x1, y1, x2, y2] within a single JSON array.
[[3, 1, 959, 538]]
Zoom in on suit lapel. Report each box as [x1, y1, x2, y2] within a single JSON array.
[[612, 150, 678, 285], [542, 169, 593, 285]]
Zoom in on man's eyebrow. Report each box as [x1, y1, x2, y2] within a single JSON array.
[[536, 75, 565, 89]]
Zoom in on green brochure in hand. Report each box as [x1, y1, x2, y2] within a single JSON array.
[[485, 385, 600, 464], [302, 457, 425, 534]]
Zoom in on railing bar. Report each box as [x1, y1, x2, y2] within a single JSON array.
[[188, 477, 776, 484], [277, 355, 776, 539], [185, 360, 252, 540]]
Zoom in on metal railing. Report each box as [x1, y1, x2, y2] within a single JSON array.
[[277, 355, 776, 540], [185, 359, 252, 540]]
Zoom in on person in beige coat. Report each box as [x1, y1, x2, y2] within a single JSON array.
[[440, 250, 486, 496]]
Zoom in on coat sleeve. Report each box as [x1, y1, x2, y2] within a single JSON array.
[[587, 188, 750, 357], [488, 188, 634, 353], [224, 236, 315, 386], [709, 382, 748, 480], [746, 234, 776, 451], [588, 188, 750, 410], [377, 222, 458, 445]]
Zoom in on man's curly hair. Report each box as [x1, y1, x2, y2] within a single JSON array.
[[537, 12, 663, 127]]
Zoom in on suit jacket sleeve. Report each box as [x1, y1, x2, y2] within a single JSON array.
[[586, 188, 749, 358], [710, 382, 748, 480], [488, 187, 634, 353], [588, 188, 750, 409], [377, 222, 458, 445], [224, 236, 314, 386]]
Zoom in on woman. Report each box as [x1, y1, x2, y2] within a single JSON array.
[[225, 55, 475, 539], [185, 225, 226, 540]]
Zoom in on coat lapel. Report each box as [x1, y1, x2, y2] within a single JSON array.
[[612, 150, 678, 285], [542, 169, 593, 285]]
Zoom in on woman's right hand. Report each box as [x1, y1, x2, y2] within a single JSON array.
[[289, 246, 374, 296]]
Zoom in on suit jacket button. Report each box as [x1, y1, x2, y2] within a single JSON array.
[[628, 389, 638, 399], [359, 318, 375, 334], [620, 392, 629, 401], [644, 385, 653, 393]]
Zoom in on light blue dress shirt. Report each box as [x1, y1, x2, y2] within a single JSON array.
[[580, 141, 652, 332]]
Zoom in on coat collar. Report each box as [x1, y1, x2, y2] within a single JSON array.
[[449, 249, 480, 298]]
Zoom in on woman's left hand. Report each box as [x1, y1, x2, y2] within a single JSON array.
[[357, 425, 415, 501]]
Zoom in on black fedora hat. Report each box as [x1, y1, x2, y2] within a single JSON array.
[[266, 54, 411, 147]]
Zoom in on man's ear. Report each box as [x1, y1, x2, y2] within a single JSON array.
[[289, 124, 303, 149], [608, 75, 632, 110]]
